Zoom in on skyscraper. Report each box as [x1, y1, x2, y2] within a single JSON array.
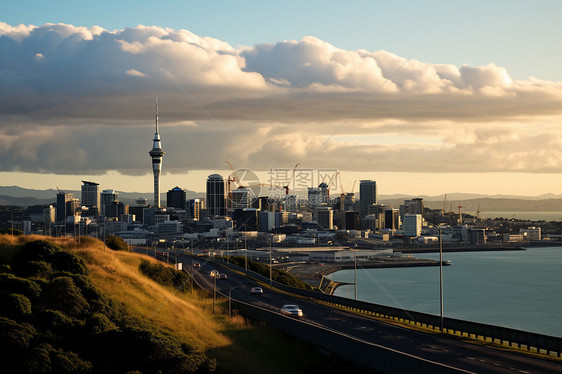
[[56, 191, 74, 224], [206, 174, 226, 216], [359, 180, 377, 219], [101, 190, 118, 217], [167, 186, 187, 210], [81, 180, 100, 212], [149, 96, 165, 208]]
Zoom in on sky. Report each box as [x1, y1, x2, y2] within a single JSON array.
[[1, 1, 562, 197]]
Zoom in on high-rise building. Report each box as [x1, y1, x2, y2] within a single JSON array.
[[56, 192, 73, 224], [206, 174, 226, 216], [101, 190, 118, 217], [317, 206, 334, 230], [231, 187, 250, 209], [187, 198, 201, 220], [81, 181, 100, 213], [384, 208, 400, 230], [359, 180, 377, 219], [149, 97, 165, 208], [167, 186, 186, 210], [403, 214, 422, 237]]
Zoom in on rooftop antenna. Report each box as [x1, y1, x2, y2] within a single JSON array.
[[155, 93, 159, 134]]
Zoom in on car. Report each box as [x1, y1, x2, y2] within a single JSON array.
[[210, 270, 220, 277], [280, 304, 303, 317], [250, 287, 263, 294], [218, 273, 227, 279], [193, 262, 201, 268]]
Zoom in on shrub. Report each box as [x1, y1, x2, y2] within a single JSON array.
[[51, 251, 89, 275], [22, 343, 93, 374], [139, 260, 191, 292], [35, 309, 83, 335], [105, 235, 129, 251], [13, 240, 61, 265], [0, 273, 42, 299], [16, 260, 53, 278], [1, 228, 24, 236], [1, 293, 32, 317], [0, 316, 36, 350], [85, 312, 117, 334], [42, 276, 90, 317]]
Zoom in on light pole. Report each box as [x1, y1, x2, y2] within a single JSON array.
[[228, 285, 243, 323], [354, 249, 357, 300], [268, 237, 272, 285], [244, 226, 248, 271], [437, 224, 444, 333], [213, 275, 217, 314]]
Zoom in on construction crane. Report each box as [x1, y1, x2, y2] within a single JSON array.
[[476, 204, 480, 220], [282, 163, 300, 196], [225, 161, 236, 208], [458, 205, 464, 225], [337, 173, 356, 210]]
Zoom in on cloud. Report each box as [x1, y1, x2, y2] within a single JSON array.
[[0, 21, 561, 177]]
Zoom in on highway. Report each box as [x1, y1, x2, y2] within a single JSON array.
[[159, 251, 562, 374]]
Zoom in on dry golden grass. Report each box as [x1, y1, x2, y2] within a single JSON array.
[[1, 234, 234, 351]]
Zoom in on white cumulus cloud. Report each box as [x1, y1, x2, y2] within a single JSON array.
[[0, 22, 561, 176]]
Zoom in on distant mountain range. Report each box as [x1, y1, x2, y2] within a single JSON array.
[[2, 185, 562, 211], [0, 186, 205, 206]]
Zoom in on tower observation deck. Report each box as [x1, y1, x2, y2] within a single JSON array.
[[149, 96, 165, 208]]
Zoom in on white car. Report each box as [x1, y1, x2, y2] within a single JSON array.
[[280, 304, 303, 317], [210, 270, 220, 277], [250, 287, 263, 294]]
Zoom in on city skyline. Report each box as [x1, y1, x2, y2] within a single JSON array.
[[1, 2, 562, 197]]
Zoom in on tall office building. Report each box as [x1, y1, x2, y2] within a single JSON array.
[[187, 198, 201, 220], [149, 97, 165, 208], [206, 174, 226, 216], [359, 180, 377, 219], [403, 214, 422, 237], [231, 187, 250, 209], [56, 191, 74, 224], [317, 206, 334, 230], [101, 190, 118, 217], [81, 181, 100, 212], [167, 186, 186, 210]]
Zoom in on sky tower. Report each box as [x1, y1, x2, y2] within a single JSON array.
[[149, 96, 165, 208]]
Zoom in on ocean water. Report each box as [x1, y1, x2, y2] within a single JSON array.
[[481, 211, 562, 221], [329, 247, 562, 337]]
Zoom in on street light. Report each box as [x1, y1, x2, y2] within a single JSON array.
[[228, 285, 243, 323], [213, 275, 217, 314], [257, 234, 273, 285], [436, 224, 444, 333], [354, 249, 357, 300]]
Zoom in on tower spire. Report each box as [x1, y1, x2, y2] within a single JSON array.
[[155, 93, 159, 134]]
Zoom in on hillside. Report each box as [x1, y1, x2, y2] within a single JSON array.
[[0, 235, 359, 374]]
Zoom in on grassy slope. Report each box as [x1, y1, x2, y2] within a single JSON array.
[[0, 235, 364, 374]]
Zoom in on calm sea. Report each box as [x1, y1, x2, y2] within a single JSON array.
[[481, 211, 562, 221], [329, 247, 562, 337]]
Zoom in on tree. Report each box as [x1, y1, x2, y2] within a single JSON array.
[[105, 235, 129, 251]]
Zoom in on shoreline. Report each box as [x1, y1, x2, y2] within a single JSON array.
[[279, 257, 448, 290], [396, 246, 526, 254]]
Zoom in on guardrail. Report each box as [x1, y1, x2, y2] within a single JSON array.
[[232, 299, 471, 374], [214, 258, 562, 358]]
